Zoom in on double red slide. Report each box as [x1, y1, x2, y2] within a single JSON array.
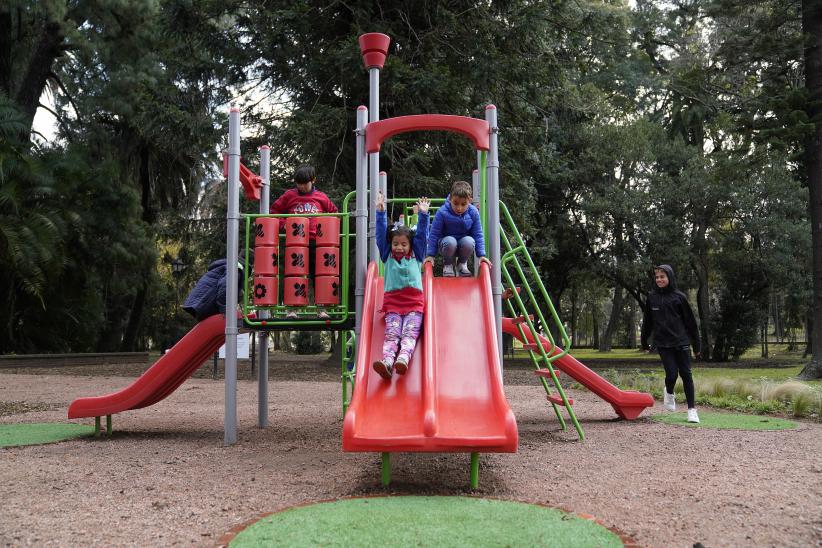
[[68, 314, 226, 419], [342, 262, 518, 453]]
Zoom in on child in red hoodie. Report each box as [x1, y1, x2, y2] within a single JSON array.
[[270, 165, 338, 319]]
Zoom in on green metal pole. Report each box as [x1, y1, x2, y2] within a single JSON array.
[[94, 416, 100, 438], [381, 452, 391, 486], [470, 452, 479, 489], [106, 415, 112, 437]]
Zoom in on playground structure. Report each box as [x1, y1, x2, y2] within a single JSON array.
[[67, 32, 654, 486]]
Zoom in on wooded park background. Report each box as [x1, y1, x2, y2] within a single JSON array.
[[2, 1, 822, 378]]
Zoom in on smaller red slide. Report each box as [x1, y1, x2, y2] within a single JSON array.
[[501, 319, 654, 419], [68, 314, 226, 419]]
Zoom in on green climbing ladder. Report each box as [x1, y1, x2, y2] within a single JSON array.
[[498, 201, 584, 441]]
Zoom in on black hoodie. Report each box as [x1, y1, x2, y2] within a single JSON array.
[[640, 264, 701, 353]]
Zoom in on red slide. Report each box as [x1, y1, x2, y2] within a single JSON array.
[[501, 319, 654, 419], [68, 314, 226, 419], [343, 262, 517, 453]]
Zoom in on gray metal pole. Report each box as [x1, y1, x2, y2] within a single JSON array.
[[355, 106, 368, 336], [368, 67, 380, 263], [379, 171, 387, 217], [485, 105, 503, 369], [225, 107, 241, 444], [472, 168, 480, 276], [258, 145, 271, 428]]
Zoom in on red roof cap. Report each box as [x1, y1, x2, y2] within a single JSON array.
[[359, 33, 390, 69]]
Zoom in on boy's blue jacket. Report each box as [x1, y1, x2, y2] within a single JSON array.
[[183, 259, 243, 321], [425, 194, 486, 257]]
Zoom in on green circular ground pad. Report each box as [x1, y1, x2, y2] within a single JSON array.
[[0, 423, 94, 447], [229, 496, 623, 547], [652, 411, 797, 430]]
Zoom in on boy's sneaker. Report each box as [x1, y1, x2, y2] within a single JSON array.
[[285, 310, 299, 320], [663, 392, 676, 411], [457, 262, 471, 277], [687, 408, 700, 423], [394, 357, 408, 375], [373, 361, 393, 380], [442, 264, 456, 277]]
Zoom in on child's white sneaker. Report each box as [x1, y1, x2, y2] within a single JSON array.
[[457, 262, 471, 277], [394, 356, 408, 375], [663, 392, 676, 411], [687, 408, 700, 423], [442, 264, 456, 277]]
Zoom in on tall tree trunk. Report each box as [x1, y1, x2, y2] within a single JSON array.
[[570, 287, 578, 348], [599, 286, 624, 352], [591, 304, 600, 349], [690, 235, 711, 360], [625, 299, 637, 348], [801, 0, 822, 379]]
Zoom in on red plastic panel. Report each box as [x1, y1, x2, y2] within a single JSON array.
[[283, 276, 309, 306], [284, 217, 309, 247], [315, 276, 340, 305], [365, 115, 490, 153], [254, 246, 278, 275], [253, 275, 278, 305], [284, 246, 308, 276], [255, 218, 279, 246], [315, 246, 339, 276], [315, 216, 340, 246]]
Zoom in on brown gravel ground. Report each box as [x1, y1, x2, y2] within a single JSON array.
[[1, 354, 821, 547]]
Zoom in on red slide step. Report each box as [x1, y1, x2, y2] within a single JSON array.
[[547, 394, 573, 406], [534, 368, 561, 379], [511, 314, 534, 325]]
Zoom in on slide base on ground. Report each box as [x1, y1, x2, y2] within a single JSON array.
[[343, 262, 517, 453], [68, 314, 227, 419], [501, 318, 653, 419]]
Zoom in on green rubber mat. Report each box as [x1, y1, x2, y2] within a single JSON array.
[[229, 496, 623, 547], [652, 411, 797, 430], [0, 423, 95, 447]]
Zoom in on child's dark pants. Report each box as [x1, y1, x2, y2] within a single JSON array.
[[658, 346, 696, 408]]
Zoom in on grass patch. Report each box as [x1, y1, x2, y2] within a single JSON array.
[[230, 496, 623, 548], [580, 367, 822, 420], [652, 411, 797, 430], [0, 423, 94, 447]]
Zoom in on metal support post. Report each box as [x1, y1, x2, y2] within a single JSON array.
[[224, 106, 241, 445], [485, 105, 503, 370], [355, 106, 368, 338], [258, 145, 271, 428]]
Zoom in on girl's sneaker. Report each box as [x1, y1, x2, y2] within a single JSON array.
[[663, 392, 676, 411], [442, 264, 456, 277], [394, 357, 408, 375], [457, 262, 471, 277], [687, 408, 700, 423], [372, 361, 393, 380]]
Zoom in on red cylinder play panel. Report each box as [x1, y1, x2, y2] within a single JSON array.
[[315, 276, 340, 306], [254, 245, 278, 275], [255, 217, 279, 246], [252, 276, 278, 306], [284, 246, 309, 276], [283, 276, 309, 306], [285, 217, 309, 247], [315, 216, 340, 246], [315, 246, 339, 276]]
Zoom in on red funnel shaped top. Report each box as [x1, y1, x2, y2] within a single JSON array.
[[359, 33, 390, 69]]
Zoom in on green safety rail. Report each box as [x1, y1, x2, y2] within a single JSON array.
[[499, 201, 584, 440], [341, 329, 357, 415]]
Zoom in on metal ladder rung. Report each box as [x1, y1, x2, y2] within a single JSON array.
[[511, 314, 534, 325]]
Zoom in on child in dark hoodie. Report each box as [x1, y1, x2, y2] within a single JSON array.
[[640, 264, 702, 423], [424, 180, 488, 277]]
